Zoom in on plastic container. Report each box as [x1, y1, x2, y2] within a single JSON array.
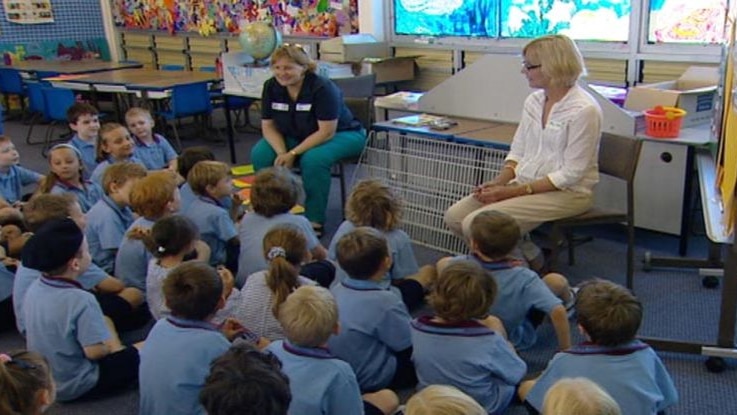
[[644, 106, 687, 138]]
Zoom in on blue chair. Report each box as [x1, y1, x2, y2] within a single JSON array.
[[156, 82, 214, 151], [40, 86, 75, 155], [160, 64, 185, 71], [0, 68, 27, 115]]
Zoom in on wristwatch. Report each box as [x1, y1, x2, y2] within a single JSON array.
[[289, 150, 298, 156]]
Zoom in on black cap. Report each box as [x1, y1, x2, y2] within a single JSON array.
[[22, 218, 83, 273]]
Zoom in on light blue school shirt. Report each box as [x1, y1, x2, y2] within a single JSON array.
[[115, 216, 155, 291], [50, 179, 103, 213], [328, 277, 412, 391], [0, 165, 42, 203], [90, 156, 145, 186], [180, 183, 233, 214], [69, 134, 97, 178], [0, 263, 14, 302], [328, 221, 419, 288], [181, 196, 237, 267], [13, 263, 108, 335], [526, 341, 679, 415], [266, 340, 366, 415], [86, 195, 135, 274], [459, 255, 562, 349], [24, 277, 110, 401], [133, 133, 177, 170], [139, 316, 230, 415], [411, 316, 526, 415], [236, 212, 320, 286]]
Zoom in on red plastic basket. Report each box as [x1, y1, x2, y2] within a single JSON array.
[[644, 106, 687, 138]]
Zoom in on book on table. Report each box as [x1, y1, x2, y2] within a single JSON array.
[[392, 114, 458, 130]]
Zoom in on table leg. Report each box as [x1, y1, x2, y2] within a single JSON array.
[[224, 95, 237, 164]]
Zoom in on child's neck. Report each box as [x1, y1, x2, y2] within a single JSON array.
[[474, 251, 506, 262], [109, 154, 130, 162], [159, 254, 185, 268], [45, 271, 79, 282], [108, 193, 127, 208], [61, 176, 82, 187], [77, 135, 95, 143], [0, 165, 11, 173], [137, 133, 155, 144]]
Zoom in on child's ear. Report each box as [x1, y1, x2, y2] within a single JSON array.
[[68, 122, 78, 132], [37, 387, 53, 406], [577, 323, 590, 340], [469, 238, 479, 253], [382, 255, 392, 271], [332, 322, 340, 335]]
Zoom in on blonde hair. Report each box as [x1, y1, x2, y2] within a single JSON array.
[[101, 162, 147, 195], [278, 285, 338, 347], [523, 34, 586, 88], [345, 179, 402, 231], [263, 224, 307, 318], [125, 107, 153, 122], [96, 122, 127, 162], [405, 385, 486, 415], [543, 378, 621, 415], [187, 161, 230, 196], [270, 44, 317, 73], [129, 171, 178, 219]]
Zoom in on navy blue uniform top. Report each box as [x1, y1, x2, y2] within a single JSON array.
[[261, 72, 361, 142]]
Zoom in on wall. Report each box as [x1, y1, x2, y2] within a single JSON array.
[[0, 0, 109, 62]]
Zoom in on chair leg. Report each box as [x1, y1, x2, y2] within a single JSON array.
[[42, 121, 57, 158], [338, 162, 347, 214], [170, 122, 182, 153], [566, 229, 575, 266], [25, 112, 42, 145], [547, 225, 564, 272], [626, 220, 635, 290]]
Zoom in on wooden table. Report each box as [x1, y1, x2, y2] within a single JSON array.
[[7, 60, 141, 75]]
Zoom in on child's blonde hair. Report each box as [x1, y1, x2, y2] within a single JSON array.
[[37, 144, 85, 194], [250, 167, 300, 218], [263, 224, 307, 318], [428, 260, 496, 323], [277, 285, 337, 347], [128, 171, 178, 220], [542, 378, 621, 415], [187, 161, 230, 196], [125, 107, 153, 122], [96, 122, 127, 162], [345, 179, 402, 231], [405, 385, 486, 415], [101, 161, 147, 195], [23, 193, 77, 232], [0, 350, 54, 415]]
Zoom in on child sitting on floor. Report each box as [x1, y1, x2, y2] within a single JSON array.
[[36, 143, 102, 212], [329, 227, 417, 392], [181, 161, 240, 271], [0, 350, 55, 414], [139, 261, 252, 415], [328, 179, 434, 310], [126, 107, 178, 170], [235, 224, 318, 341], [0, 135, 42, 207], [200, 344, 291, 415], [519, 279, 678, 415], [439, 210, 574, 350], [86, 162, 147, 274], [90, 123, 144, 185], [267, 285, 399, 415], [23, 219, 141, 402], [66, 102, 100, 176], [411, 259, 526, 414], [405, 385, 486, 415], [236, 166, 332, 288]]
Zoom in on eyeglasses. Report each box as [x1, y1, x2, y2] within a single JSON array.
[[522, 62, 542, 71]]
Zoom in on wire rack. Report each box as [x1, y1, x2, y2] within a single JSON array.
[[354, 131, 509, 255]]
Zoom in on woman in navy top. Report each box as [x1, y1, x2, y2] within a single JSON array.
[[251, 44, 365, 234]]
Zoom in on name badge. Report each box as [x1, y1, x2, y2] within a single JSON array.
[[272, 103, 289, 111], [296, 103, 312, 111], [547, 120, 565, 130]]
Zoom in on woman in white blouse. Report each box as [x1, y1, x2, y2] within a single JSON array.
[[444, 34, 603, 267]]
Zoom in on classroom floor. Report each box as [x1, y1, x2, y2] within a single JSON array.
[[1, 111, 736, 415]]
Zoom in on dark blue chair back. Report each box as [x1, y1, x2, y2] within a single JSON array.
[[26, 81, 48, 114], [0, 68, 26, 95], [34, 71, 60, 80], [161, 64, 185, 71], [171, 82, 212, 117], [41, 87, 75, 122]]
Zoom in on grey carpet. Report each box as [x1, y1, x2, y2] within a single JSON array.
[[1, 114, 736, 415]]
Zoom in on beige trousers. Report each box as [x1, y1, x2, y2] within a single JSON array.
[[444, 191, 594, 240]]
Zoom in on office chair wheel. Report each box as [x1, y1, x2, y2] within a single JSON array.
[[643, 251, 653, 272], [702, 275, 720, 289], [705, 356, 726, 373]]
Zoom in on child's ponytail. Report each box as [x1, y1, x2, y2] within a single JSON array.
[[0, 351, 53, 415], [263, 225, 307, 317]]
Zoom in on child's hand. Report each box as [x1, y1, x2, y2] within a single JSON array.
[[193, 240, 211, 262], [127, 226, 151, 239], [216, 265, 235, 298], [219, 317, 246, 341]]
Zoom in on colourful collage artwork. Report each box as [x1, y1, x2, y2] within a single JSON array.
[[112, 0, 359, 37]]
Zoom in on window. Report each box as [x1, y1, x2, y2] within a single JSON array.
[[648, 0, 729, 44], [394, 0, 498, 37]]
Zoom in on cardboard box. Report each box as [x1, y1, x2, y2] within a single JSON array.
[[360, 56, 417, 84], [320, 34, 388, 63], [624, 66, 719, 128]]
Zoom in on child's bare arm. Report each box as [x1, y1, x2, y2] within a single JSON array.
[[518, 377, 540, 401], [549, 304, 571, 351], [83, 343, 111, 360], [311, 244, 328, 261], [95, 276, 125, 294]]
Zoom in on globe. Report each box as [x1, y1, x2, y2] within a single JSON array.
[[238, 21, 282, 66]]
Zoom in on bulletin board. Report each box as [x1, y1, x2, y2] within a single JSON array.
[[112, 0, 359, 37]]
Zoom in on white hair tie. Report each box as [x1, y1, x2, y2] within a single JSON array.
[[267, 247, 286, 261], [157, 246, 166, 253]]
